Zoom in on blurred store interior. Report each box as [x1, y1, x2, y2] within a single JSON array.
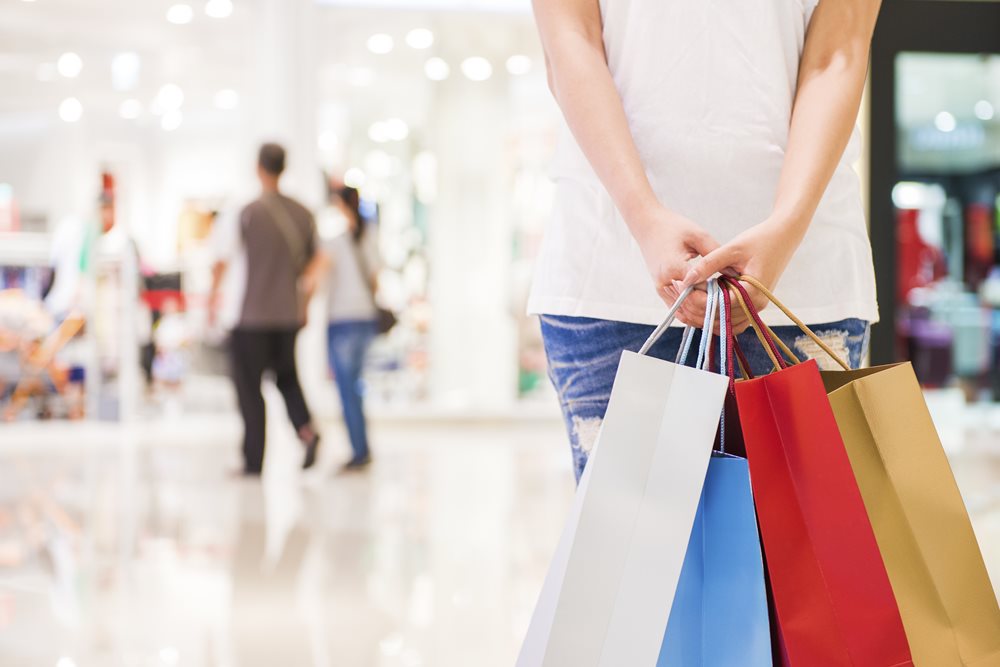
[[0, 0, 999, 665]]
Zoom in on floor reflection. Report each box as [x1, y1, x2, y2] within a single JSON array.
[[1, 391, 999, 666]]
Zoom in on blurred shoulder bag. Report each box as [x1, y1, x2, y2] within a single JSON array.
[[349, 235, 397, 335]]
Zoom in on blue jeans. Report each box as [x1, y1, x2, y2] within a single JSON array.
[[327, 320, 377, 461], [540, 316, 870, 483]]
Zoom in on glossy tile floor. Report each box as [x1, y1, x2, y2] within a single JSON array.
[[0, 388, 999, 667]]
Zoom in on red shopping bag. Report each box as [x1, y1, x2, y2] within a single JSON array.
[[719, 276, 912, 667]]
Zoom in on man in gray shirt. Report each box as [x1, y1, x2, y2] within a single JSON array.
[[209, 143, 324, 475]]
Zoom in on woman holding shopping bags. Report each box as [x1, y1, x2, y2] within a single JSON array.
[[528, 0, 882, 481]]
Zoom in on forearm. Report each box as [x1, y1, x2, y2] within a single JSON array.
[[771, 0, 881, 242], [209, 261, 226, 306], [534, 0, 661, 237]]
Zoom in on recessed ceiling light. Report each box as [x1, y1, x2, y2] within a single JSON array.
[[153, 84, 184, 114], [424, 57, 449, 81], [213, 88, 239, 110], [368, 121, 390, 143], [460, 57, 492, 82], [506, 54, 531, 76], [974, 100, 995, 121], [57, 52, 83, 78], [405, 29, 434, 50], [934, 111, 956, 133], [167, 4, 193, 25], [384, 118, 409, 141], [344, 167, 366, 189], [119, 98, 142, 120], [161, 110, 183, 131], [111, 52, 141, 91], [59, 97, 83, 123], [367, 34, 394, 55], [205, 0, 233, 18]]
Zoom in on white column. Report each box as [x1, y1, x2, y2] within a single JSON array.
[[252, 0, 321, 208], [427, 74, 518, 410]]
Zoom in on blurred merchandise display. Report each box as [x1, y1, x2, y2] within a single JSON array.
[[891, 53, 1000, 397]]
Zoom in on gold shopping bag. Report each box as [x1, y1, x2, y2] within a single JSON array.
[[823, 362, 1000, 667]]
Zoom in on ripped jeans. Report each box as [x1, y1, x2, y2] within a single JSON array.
[[540, 315, 870, 483]]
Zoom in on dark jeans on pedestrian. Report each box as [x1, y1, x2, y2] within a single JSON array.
[[327, 319, 377, 462], [229, 327, 312, 474]]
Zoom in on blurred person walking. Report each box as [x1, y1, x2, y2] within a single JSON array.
[[322, 185, 383, 471], [209, 143, 324, 476], [529, 0, 882, 481]]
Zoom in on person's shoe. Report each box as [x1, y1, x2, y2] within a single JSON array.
[[302, 434, 321, 470], [230, 467, 262, 479], [340, 455, 372, 473]]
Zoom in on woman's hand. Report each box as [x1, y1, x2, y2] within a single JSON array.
[[632, 205, 720, 308], [670, 217, 804, 332]]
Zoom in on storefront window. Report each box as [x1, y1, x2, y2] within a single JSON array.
[[893, 52, 1000, 396]]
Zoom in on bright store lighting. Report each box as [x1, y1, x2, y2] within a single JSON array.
[[213, 88, 239, 110], [166, 3, 194, 25], [205, 0, 233, 18], [424, 57, 450, 81], [57, 52, 83, 78], [384, 118, 409, 141], [58, 97, 83, 123], [119, 98, 142, 119], [161, 109, 183, 131], [111, 51, 141, 91], [344, 167, 366, 188], [405, 28, 434, 50], [368, 121, 390, 143], [36, 63, 56, 82], [974, 100, 995, 121], [159, 647, 180, 665], [506, 54, 531, 76], [934, 111, 956, 133], [367, 34, 394, 55], [154, 84, 185, 113], [56, 657, 77, 667], [460, 57, 492, 82]]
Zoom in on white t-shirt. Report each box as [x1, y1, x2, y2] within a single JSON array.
[[324, 231, 381, 323], [527, 0, 879, 327]]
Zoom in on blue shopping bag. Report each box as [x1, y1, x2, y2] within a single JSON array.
[[657, 280, 771, 666], [656, 452, 772, 666]]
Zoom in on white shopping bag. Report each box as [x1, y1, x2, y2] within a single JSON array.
[[518, 286, 729, 667]]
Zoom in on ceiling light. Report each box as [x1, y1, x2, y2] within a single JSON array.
[[213, 88, 239, 110], [405, 29, 434, 50], [57, 52, 82, 78], [974, 100, 995, 121], [111, 52, 141, 91], [344, 167, 366, 189], [166, 4, 193, 25], [161, 110, 183, 131], [154, 84, 184, 113], [367, 34, 394, 55], [460, 57, 492, 82], [368, 121, 390, 143], [205, 0, 233, 18], [424, 57, 449, 81], [59, 98, 83, 123], [384, 118, 409, 141], [506, 54, 531, 76], [119, 99, 142, 120], [56, 658, 77, 667], [934, 111, 956, 133]]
